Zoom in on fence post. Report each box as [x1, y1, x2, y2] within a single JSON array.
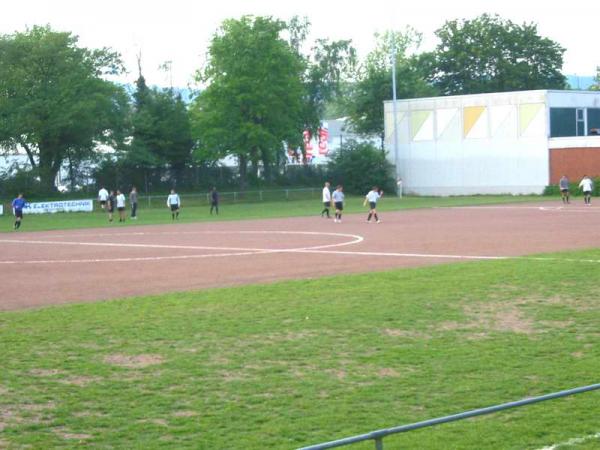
[[147, 196, 151, 207], [285, 189, 289, 200], [260, 191, 263, 201], [375, 438, 383, 450], [234, 191, 237, 202]]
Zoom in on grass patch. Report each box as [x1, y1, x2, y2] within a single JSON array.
[[0, 194, 553, 233], [1, 249, 599, 449]]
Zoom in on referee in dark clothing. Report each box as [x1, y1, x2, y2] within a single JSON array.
[[210, 187, 219, 215]]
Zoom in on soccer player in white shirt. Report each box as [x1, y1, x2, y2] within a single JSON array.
[[167, 189, 181, 220], [332, 185, 345, 223], [578, 175, 594, 205], [364, 186, 383, 223], [320, 182, 332, 218], [116, 190, 126, 222], [98, 186, 109, 210]]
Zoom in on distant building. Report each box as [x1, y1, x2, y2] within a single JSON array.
[[384, 90, 600, 195], [287, 118, 379, 165]]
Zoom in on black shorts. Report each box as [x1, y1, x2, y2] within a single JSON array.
[[560, 189, 569, 193], [211, 201, 218, 207], [369, 201, 377, 209], [14, 209, 23, 219], [100, 200, 107, 206], [170, 204, 179, 212], [584, 191, 592, 195], [334, 202, 343, 211], [108, 206, 114, 213], [323, 202, 330, 208], [117, 207, 125, 212]]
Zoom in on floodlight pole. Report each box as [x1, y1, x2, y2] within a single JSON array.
[[391, 40, 400, 180]]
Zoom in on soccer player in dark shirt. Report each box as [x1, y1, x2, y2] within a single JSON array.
[[11, 193, 26, 230], [210, 187, 219, 215]]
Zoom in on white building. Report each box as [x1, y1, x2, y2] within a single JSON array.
[[384, 90, 600, 195]]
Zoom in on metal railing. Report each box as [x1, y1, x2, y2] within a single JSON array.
[[140, 187, 319, 208], [298, 383, 600, 450]]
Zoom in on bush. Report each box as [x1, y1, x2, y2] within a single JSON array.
[[0, 168, 48, 199], [327, 140, 396, 195], [275, 165, 328, 187]]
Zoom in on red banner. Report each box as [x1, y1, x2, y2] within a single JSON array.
[[318, 127, 329, 155]]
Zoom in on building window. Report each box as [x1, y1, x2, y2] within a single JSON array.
[[587, 108, 600, 135], [550, 108, 577, 137], [576, 108, 585, 136]]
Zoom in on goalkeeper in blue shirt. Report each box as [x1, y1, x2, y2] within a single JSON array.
[[12, 193, 26, 230]]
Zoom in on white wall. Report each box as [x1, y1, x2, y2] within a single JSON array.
[[384, 91, 551, 195]]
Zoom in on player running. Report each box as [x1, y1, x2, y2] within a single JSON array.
[[364, 186, 383, 223], [559, 175, 570, 204]]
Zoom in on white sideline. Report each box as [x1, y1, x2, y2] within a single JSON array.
[[537, 432, 600, 449], [1, 231, 600, 265]]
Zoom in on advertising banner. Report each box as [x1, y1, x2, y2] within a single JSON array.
[[302, 123, 330, 162], [23, 199, 94, 214]]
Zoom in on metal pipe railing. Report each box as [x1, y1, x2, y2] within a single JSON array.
[[298, 383, 600, 450]]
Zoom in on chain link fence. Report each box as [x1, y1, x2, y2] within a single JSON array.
[[140, 187, 320, 208]]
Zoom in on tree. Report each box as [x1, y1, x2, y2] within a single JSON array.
[[0, 26, 129, 191], [590, 67, 600, 91], [129, 70, 193, 188], [191, 16, 306, 188], [301, 37, 357, 134], [327, 140, 396, 194], [427, 14, 567, 95], [346, 29, 437, 148], [287, 17, 357, 152]]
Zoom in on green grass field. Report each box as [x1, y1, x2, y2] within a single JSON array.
[[0, 194, 554, 233], [1, 248, 599, 449]]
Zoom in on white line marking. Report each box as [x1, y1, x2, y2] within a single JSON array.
[[2, 230, 600, 266], [0, 250, 269, 265], [293, 250, 600, 264], [537, 432, 600, 449], [0, 231, 364, 264], [292, 249, 509, 260], [0, 238, 269, 253], [446, 205, 600, 212]]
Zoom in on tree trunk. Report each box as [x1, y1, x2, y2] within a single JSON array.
[[171, 163, 184, 189], [261, 149, 272, 182], [144, 169, 149, 194], [38, 149, 60, 193], [238, 154, 248, 192], [18, 140, 37, 168], [68, 153, 76, 192]]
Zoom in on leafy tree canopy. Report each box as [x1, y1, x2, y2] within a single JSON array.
[[191, 16, 306, 186], [426, 14, 567, 95], [0, 25, 129, 190], [345, 29, 437, 146]]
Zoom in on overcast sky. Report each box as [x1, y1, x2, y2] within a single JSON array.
[[2, 0, 598, 88]]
